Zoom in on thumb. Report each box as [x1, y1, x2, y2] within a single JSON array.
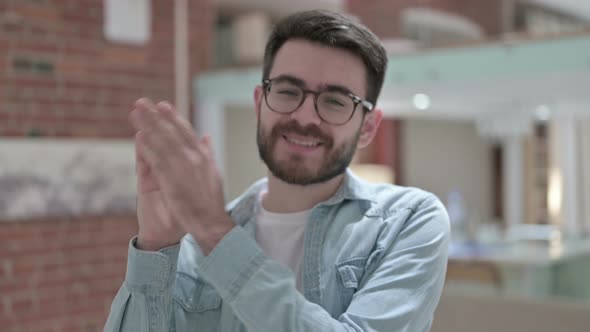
[[135, 131, 149, 175], [200, 135, 213, 156]]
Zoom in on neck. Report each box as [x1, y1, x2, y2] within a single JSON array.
[[262, 172, 345, 213]]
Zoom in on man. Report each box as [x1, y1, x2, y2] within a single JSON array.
[[105, 9, 449, 332]]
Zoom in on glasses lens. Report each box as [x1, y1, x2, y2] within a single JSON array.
[[317, 91, 355, 125], [266, 81, 303, 113]]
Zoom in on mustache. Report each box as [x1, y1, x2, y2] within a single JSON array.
[[270, 120, 332, 143]]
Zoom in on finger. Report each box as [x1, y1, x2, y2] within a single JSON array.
[[157, 101, 200, 149], [130, 98, 166, 133], [134, 97, 153, 108], [156, 100, 177, 116], [200, 135, 221, 172], [135, 131, 160, 192], [136, 131, 177, 196], [134, 131, 142, 174], [200, 135, 214, 160], [135, 132, 151, 177], [151, 101, 197, 154], [131, 99, 184, 160], [199, 135, 224, 198], [137, 129, 167, 169]]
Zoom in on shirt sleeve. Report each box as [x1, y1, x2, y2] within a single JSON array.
[[103, 237, 180, 332], [197, 195, 451, 332]]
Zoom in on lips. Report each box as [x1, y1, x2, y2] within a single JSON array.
[[283, 134, 322, 147], [270, 120, 332, 150]]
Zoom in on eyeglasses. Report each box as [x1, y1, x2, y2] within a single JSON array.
[[262, 78, 374, 126]]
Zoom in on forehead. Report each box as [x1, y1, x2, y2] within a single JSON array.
[[269, 39, 367, 97]]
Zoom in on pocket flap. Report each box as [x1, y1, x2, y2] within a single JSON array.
[[336, 258, 366, 290], [174, 272, 222, 312]]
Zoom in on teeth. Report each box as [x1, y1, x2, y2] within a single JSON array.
[[285, 136, 319, 147]]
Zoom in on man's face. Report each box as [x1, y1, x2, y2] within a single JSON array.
[[255, 39, 376, 186]]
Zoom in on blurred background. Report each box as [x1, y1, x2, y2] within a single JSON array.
[[1, 0, 590, 331]]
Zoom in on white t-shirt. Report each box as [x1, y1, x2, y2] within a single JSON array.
[[255, 192, 311, 292]]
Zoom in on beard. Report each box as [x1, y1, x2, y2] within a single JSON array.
[[257, 117, 361, 186]]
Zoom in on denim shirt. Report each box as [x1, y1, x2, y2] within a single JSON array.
[[104, 170, 450, 332]]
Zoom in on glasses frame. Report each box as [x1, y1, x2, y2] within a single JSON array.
[[262, 78, 374, 126]]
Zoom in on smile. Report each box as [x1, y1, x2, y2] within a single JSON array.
[[283, 135, 322, 148]]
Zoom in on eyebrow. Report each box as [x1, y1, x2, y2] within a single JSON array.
[[270, 74, 357, 96]]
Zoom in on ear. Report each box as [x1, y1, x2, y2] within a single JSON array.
[[254, 85, 264, 119], [357, 108, 383, 149]]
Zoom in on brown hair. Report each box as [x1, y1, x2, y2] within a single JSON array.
[[263, 10, 388, 107]]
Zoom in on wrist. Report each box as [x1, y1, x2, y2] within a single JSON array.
[[136, 235, 180, 251], [189, 215, 235, 256]]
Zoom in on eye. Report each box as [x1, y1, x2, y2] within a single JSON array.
[[276, 89, 300, 97], [319, 93, 349, 109], [324, 97, 346, 107]]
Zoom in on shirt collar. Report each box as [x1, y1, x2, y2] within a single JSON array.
[[227, 168, 376, 225], [320, 168, 376, 206]]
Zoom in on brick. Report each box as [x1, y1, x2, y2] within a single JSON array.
[[57, 58, 90, 76], [102, 46, 149, 67], [11, 41, 60, 54], [2, 295, 11, 317], [12, 4, 60, 24], [2, 259, 13, 279], [1, 21, 26, 36], [1, 0, 211, 327], [0, 217, 136, 331], [8, 292, 38, 316]]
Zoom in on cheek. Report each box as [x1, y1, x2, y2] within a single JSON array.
[[260, 105, 285, 123], [261, 113, 280, 135], [336, 119, 363, 143], [258, 108, 277, 128], [259, 113, 286, 140]]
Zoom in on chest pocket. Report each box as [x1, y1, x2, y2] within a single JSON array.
[[173, 272, 222, 312], [335, 257, 367, 307], [335, 247, 385, 309]]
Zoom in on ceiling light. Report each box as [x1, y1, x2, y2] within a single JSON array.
[[535, 105, 551, 122], [413, 93, 430, 110]]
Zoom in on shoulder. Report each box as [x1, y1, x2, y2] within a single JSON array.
[[359, 181, 443, 216], [362, 183, 450, 242]]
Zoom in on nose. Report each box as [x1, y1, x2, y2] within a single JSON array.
[[289, 93, 322, 126]]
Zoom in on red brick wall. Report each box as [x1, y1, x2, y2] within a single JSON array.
[[0, 0, 214, 137], [347, 0, 503, 39], [0, 0, 214, 331], [0, 216, 137, 332]]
